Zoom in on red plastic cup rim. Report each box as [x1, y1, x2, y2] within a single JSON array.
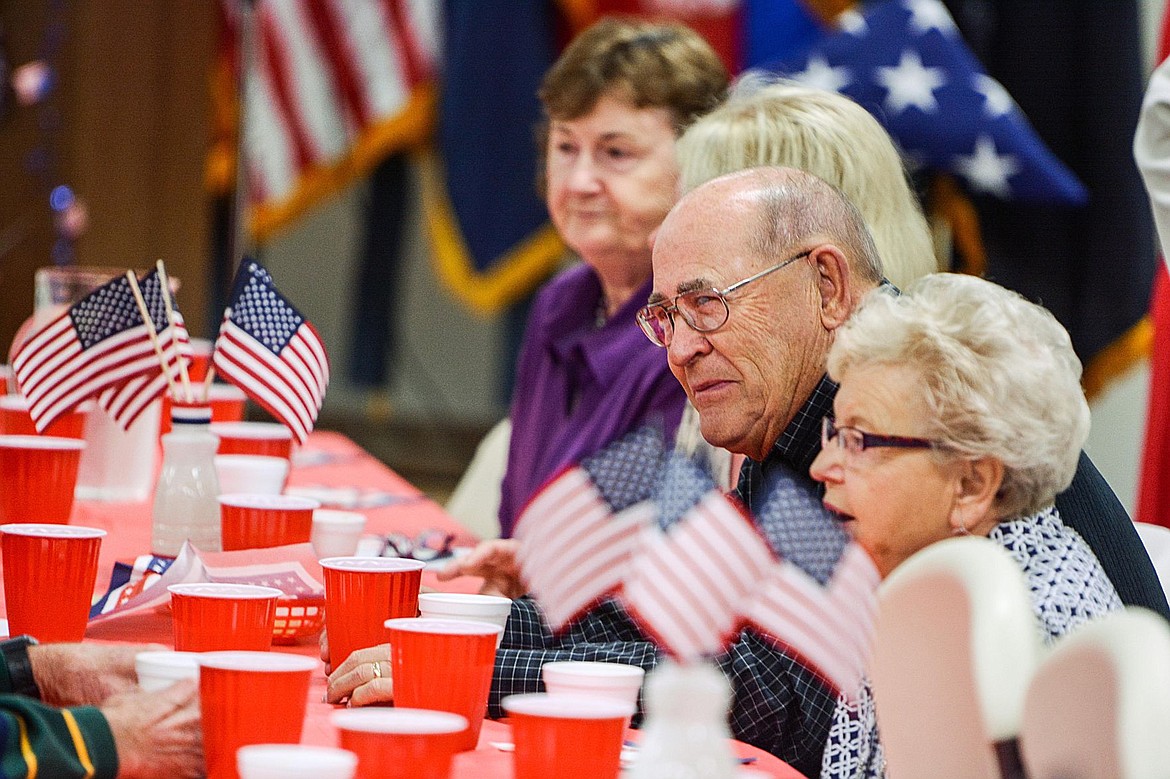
[[167, 582, 284, 600], [0, 523, 105, 539], [0, 435, 85, 450], [210, 422, 292, 441], [319, 557, 426, 573], [541, 661, 646, 684], [217, 493, 319, 511], [331, 708, 469, 735], [207, 384, 246, 401], [501, 692, 635, 720], [383, 617, 504, 637], [197, 650, 317, 672], [0, 396, 94, 413]]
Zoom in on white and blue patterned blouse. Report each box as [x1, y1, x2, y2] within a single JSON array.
[[820, 505, 1123, 779]]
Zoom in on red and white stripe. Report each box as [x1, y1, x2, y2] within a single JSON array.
[[12, 314, 157, 433], [97, 320, 193, 430], [226, 0, 438, 210], [212, 315, 329, 444], [745, 543, 881, 698], [623, 491, 776, 661], [516, 466, 652, 631]]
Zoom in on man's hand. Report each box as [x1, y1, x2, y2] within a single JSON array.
[[102, 679, 202, 779], [435, 539, 525, 599], [32, 643, 164, 706], [325, 644, 394, 707]]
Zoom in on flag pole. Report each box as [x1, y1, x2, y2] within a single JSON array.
[[155, 260, 193, 403], [229, 0, 256, 272], [124, 271, 179, 399]]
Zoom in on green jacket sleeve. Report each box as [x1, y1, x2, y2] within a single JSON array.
[[0, 694, 119, 779]]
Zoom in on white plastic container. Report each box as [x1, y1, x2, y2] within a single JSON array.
[[152, 405, 221, 556]]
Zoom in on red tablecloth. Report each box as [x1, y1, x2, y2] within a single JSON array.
[[3, 430, 805, 778]]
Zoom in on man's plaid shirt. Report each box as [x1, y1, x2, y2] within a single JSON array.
[[491, 375, 840, 778]]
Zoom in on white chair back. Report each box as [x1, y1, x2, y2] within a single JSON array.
[[1020, 608, 1170, 779], [444, 418, 511, 540], [871, 536, 1040, 779], [1134, 522, 1170, 603]]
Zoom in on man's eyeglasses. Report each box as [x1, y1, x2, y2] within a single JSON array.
[[637, 249, 811, 347], [382, 529, 455, 562], [821, 416, 938, 457]]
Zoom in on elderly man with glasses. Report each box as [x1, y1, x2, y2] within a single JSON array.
[[331, 166, 1166, 776]]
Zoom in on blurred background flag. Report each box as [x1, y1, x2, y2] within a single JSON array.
[[12, 274, 160, 432], [760, 0, 1087, 205], [420, 0, 568, 315], [207, 0, 439, 242], [212, 258, 330, 445], [96, 269, 193, 430]]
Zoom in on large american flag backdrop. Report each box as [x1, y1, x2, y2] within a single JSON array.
[[212, 258, 329, 444], [12, 274, 160, 433]]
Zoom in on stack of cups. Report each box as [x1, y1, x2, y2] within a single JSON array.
[[198, 651, 318, 779]]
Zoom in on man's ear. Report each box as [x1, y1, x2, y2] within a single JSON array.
[[813, 245, 854, 330]]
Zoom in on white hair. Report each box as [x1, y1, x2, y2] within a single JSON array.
[[829, 273, 1090, 518]]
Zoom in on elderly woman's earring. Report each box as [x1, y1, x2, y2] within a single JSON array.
[[953, 503, 971, 536]]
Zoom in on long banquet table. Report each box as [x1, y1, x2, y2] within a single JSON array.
[[2, 430, 806, 778]]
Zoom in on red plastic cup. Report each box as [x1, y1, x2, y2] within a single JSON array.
[[188, 338, 213, 383], [320, 557, 425, 670], [161, 384, 247, 436], [502, 693, 634, 779], [0, 395, 89, 439], [385, 617, 503, 752], [0, 435, 86, 524], [198, 650, 317, 779], [332, 708, 468, 779], [0, 523, 105, 642], [168, 582, 282, 652], [218, 494, 320, 551], [212, 422, 293, 459]]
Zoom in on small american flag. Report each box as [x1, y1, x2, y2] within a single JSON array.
[[211, 258, 329, 444], [96, 269, 193, 430], [13, 274, 160, 432], [515, 426, 665, 631]]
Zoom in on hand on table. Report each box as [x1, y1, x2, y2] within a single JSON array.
[[102, 679, 203, 779], [32, 642, 165, 706], [325, 644, 394, 707], [435, 539, 525, 599]]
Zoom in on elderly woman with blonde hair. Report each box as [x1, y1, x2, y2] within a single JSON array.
[[810, 273, 1122, 778], [675, 75, 937, 289]]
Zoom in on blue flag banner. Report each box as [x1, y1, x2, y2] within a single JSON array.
[[422, 1, 567, 314], [761, 0, 1087, 205]]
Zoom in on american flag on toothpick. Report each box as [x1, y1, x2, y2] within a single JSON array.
[[622, 454, 775, 662], [96, 268, 193, 430], [12, 274, 161, 432], [211, 258, 329, 444], [515, 426, 665, 631]]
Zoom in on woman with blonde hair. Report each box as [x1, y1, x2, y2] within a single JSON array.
[[675, 75, 937, 289]]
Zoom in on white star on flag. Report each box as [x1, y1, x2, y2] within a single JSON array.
[[904, 0, 958, 36], [955, 134, 1020, 197], [876, 49, 947, 113], [793, 55, 852, 94], [836, 9, 868, 36], [972, 73, 1014, 118]]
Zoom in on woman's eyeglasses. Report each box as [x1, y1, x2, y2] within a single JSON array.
[[821, 416, 938, 456]]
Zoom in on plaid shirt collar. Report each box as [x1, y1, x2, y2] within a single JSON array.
[[772, 373, 838, 475]]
